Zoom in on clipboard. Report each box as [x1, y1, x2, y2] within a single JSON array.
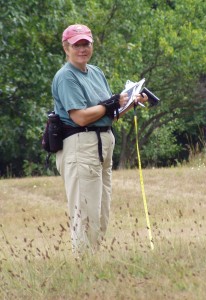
[[117, 78, 145, 114]]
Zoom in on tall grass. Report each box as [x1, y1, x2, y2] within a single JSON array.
[[185, 131, 206, 169], [0, 165, 206, 299]]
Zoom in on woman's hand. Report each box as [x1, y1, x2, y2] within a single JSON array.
[[133, 93, 148, 105], [119, 93, 129, 107], [119, 92, 148, 108]]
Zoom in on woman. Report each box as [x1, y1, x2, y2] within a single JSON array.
[[52, 24, 147, 255]]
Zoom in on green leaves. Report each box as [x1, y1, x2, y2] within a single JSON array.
[[0, 0, 206, 175]]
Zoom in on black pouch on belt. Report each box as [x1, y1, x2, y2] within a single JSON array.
[[41, 111, 63, 153]]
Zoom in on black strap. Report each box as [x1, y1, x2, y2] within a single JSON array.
[[95, 128, 104, 163], [98, 94, 120, 120], [62, 126, 111, 163], [62, 125, 111, 139], [45, 152, 52, 169]]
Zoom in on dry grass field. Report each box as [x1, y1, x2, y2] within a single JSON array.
[[0, 165, 206, 300]]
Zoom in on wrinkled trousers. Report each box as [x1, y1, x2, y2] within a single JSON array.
[[56, 130, 115, 254]]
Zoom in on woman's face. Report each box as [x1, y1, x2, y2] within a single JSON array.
[[64, 39, 93, 71]]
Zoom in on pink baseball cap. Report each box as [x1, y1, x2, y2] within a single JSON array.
[[62, 24, 93, 44]]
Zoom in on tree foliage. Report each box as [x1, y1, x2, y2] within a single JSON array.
[[0, 0, 206, 176]]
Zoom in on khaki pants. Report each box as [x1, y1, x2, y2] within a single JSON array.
[[56, 130, 115, 254]]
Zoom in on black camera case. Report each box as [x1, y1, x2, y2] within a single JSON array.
[[42, 112, 63, 153]]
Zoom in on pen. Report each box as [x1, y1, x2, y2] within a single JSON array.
[[137, 102, 145, 107]]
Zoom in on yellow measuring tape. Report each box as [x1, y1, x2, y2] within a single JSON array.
[[134, 108, 154, 250]]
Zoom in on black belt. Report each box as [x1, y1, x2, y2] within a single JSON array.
[[62, 125, 111, 163]]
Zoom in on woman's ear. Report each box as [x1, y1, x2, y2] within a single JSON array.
[[62, 42, 69, 57]]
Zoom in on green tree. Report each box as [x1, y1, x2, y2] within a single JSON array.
[[0, 0, 205, 176], [0, 0, 70, 176], [90, 0, 206, 168], [71, 0, 206, 168]]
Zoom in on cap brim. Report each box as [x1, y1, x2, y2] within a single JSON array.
[[67, 35, 93, 44]]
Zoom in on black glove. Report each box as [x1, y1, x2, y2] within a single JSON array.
[[98, 94, 120, 120]]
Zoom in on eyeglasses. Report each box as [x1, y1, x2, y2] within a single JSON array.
[[70, 42, 93, 50]]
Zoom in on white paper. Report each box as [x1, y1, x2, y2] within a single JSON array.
[[117, 78, 145, 114]]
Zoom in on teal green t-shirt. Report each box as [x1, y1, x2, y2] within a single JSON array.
[[52, 62, 113, 127]]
